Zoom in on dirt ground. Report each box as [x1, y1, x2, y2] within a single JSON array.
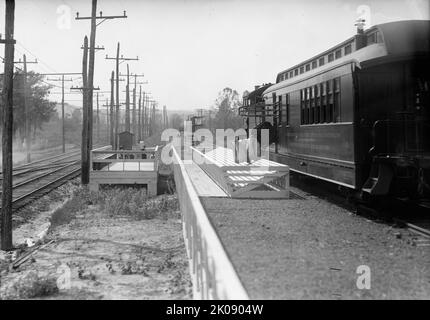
[[0, 184, 192, 300], [202, 189, 430, 300]]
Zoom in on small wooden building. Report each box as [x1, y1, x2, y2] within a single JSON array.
[[118, 131, 134, 150]]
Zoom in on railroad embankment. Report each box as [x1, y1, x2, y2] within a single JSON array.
[[0, 182, 191, 300]]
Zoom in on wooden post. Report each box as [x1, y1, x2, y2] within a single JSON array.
[[132, 74, 137, 143], [110, 71, 115, 147], [81, 36, 89, 185], [87, 0, 97, 151], [125, 64, 130, 132], [1, 0, 15, 250], [61, 74, 65, 153], [138, 86, 142, 142], [115, 42, 120, 149], [105, 98, 109, 144], [23, 54, 31, 163], [96, 92, 100, 143]]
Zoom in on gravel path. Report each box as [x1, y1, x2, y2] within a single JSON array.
[[201, 192, 430, 299]]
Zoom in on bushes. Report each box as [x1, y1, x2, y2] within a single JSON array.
[[0, 270, 58, 300], [101, 189, 179, 220], [51, 186, 180, 226]]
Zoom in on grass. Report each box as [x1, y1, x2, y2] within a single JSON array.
[[0, 270, 58, 300], [50, 186, 180, 228]]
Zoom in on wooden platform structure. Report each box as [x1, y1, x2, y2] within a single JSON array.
[[89, 146, 159, 196], [191, 146, 290, 198]]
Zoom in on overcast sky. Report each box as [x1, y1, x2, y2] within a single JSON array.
[[1, 0, 429, 112]]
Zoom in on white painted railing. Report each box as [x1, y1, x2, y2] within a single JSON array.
[[172, 146, 249, 300]]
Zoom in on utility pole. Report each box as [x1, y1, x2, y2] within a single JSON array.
[[163, 105, 168, 129], [86, 0, 96, 151], [138, 86, 142, 142], [45, 74, 76, 153], [12, 55, 37, 163], [115, 44, 120, 147], [133, 74, 144, 143], [76, 1, 127, 150], [104, 98, 110, 143], [81, 36, 89, 185], [125, 64, 130, 132], [110, 71, 115, 147], [105, 45, 138, 148], [96, 92, 100, 143], [23, 55, 31, 163], [120, 76, 146, 141], [1, 0, 15, 250], [119, 73, 144, 142]]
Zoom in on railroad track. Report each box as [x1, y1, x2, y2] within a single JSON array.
[[0, 151, 82, 212], [9, 162, 81, 211], [1, 149, 81, 174]]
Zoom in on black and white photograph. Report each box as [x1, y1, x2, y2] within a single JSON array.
[[0, 0, 429, 306]]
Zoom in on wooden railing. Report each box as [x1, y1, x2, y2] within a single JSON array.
[[90, 146, 160, 172], [172, 146, 249, 300]]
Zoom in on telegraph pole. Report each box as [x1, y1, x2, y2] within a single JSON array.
[[110, 71, 115, 147], [105, 44, 138, 148], [76, 1, 127, 150], [23, 55, 31, 162], [12, 55, 37, 162], [125, 64, 130, 131], [96, 92, 100, 143], [45, 75, 75, 153], [81, 36, 89, 185], [104, 98, 110, 143], [62, 75, 67, 153], [120, 75, 146, 141], [86, 0, 96, 151], [130, 74, 145, 143], [1, 0, 15, 250], [138, 86, 142, 142], [163, 105, 168, 129]]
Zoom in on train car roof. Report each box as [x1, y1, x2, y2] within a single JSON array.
[[268, 19, 430, 93], [378, 20, 430, 55], [243, 83, 272, 100]]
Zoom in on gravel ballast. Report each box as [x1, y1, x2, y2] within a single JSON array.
[[201, 193, 430, 299]]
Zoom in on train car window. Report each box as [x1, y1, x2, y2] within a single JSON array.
[[281, 94, 286, 124], [321, 83, 326, 123], [319, 57, 325, 67], [334, 78, 340, 92], [310, 87, 315, 124], [335, 49, 342, 59], [290, 71, 294, 78], [334, 78, 341, 122], [306, 88, 311, 124], [328, 53, 334, 62], [367, 31, 378, 44], [344, 44, 352, 55], [285, 73, 288, 80], [295, 69, 299, 76], [277, 95, 282, 126], [327, 80, 334, 122], [315, 85, 321, 124], [306, 64, 310, 71], [300, 66, 304, 74], [312, 60, 317, 69], [300, 89, 305, 124]]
